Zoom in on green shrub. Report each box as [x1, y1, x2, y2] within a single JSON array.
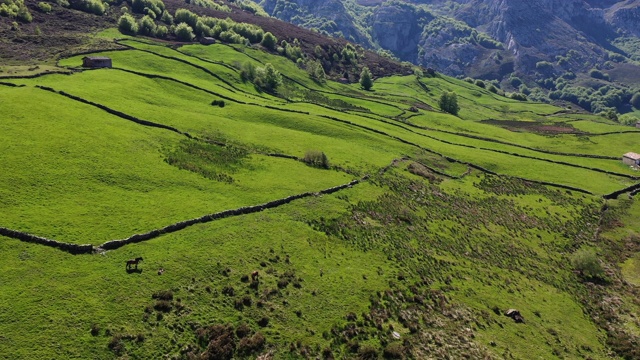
[[359, 66, 373, 91], [118, 13, 138, 35], [254, 63, 282, 92], [439, 91, 460, 115], [536, 61, 554, 73], [16, 5, 31, 22], [509, 92, 527, 101], [210, 99, 225, 107], [239, 61, 255, 82], [303, 150, 329, 169], [174, 8, 198, 28], [571, 248, 604, 280], [589, 69, 609, 81], [261, 31, 276, 50], [37, 2, 52, 13], [154, 24, 168, 38], [509, 76, 522, 87], [130, 0, 164, 17], [70, 0, 106, 15], [307, 60, 325, 83], [474, 79, 485, 88], [174, 22, 194, 41], [383, 342, 405, 359], [137, 14, 156, 36], [630, 93, 640, 109]]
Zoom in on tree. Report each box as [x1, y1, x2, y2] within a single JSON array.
[[631, 93, 640, 109], [261, 32, 277, 50], [307, 60, 325, 83], [439, 91, 460, 116], [118, 13, 139, 35], [359, 66, 373, 91], [239, 61, 256, 82], [571, 248, 604, 280], [137, 15, 157, 36], [254, 63, 282, 92], [174, 23, 195, 42]]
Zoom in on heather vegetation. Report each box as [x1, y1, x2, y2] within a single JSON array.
[[1, 3, 640, 359]]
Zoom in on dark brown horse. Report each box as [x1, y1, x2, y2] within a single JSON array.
[[126, 257, 143, 270]]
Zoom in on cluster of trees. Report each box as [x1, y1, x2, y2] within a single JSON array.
[[238, 62, 282, 92], [549, 84, 632, 114], [118, 3, 271, 45], [423, 17, 503, 50], [305, 59, 326, 83], [227, 0, 268, 17], [188, 0, 230, 12], [0, 0, 32, 22]]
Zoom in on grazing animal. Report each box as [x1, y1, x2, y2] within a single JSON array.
[[251, 270, 259, 282], [126, 257, 143, 270]]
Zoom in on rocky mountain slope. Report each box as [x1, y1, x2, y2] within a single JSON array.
[[260, 0, 640, 108]]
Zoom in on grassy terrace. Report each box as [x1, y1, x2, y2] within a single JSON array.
[[1, 34, 639, 359]]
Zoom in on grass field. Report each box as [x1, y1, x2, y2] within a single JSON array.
[[2, 32, 640, 359]]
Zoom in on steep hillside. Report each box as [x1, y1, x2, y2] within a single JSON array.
[[1, 1, 640, 359], [260, 0, 640, 118]]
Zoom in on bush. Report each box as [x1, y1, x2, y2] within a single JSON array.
[[71, 0, 106, 15], [509, 76, 522, 87], [254, 63, 282, 92], [174, 8, 198, 28], [359, 66, 373, 91], [474, 79, 485, 88], [239, 61, 255, 82], [152, 290, 173, 301], [358, 345, 379, 360], [631, 93, 640, 109], [118, 13, 138, 35], [383, 342, 405, 359], [307, 60, 325, 83], [439, 91, 460, 116], [237, 332, 265, 355], [589, 69, 609, 81], [174, 22, 195, 41], [137, 14, 156, 36], [211, 99, 225, 107], [37, 2, 52, 13], [154, 24, 168, 38], [303, 150, 329, 169], [16, 5, 32, 22], [571, 248, 604, 279], [154, 300, 172, 312], [131, 0, 164, 17], [108, 335, 124, 355], [509, 92, 527, 101]]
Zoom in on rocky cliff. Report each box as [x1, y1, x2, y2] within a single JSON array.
[[259, 0, 640, 85]]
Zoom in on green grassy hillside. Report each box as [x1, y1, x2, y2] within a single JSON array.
[[1, 29, 640, 359]]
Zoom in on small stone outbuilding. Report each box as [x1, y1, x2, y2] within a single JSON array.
[[636, 121, 640, 129], [82, 56, 112, 68], [200, 37, 216, 45], [622, 152, 640, 167]]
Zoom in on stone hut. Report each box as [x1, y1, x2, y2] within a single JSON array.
[[622, 152, 640, 167], [82, 56, 112, 68], [200, 37, 216, 45], [636, 121, 640, 129]]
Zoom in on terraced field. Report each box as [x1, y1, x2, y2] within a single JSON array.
[[1, 33, 640, 359]]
